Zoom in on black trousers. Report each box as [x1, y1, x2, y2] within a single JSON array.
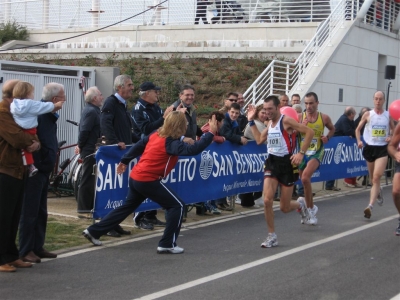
[[0, 173, 25, 265], [19, 171, 50, 257], [77, 155, 96, 213], [88, 178, 185, 248]]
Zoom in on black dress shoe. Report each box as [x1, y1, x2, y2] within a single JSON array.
[[114, 226, 131, 235], [106, 229, 121, 237], [35, 249, 57, 259]]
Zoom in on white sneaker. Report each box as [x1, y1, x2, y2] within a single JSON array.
[[296, 197, 308, 224], [157, 246, 184, 254], [82, 229, 102, 246], [261, 233, 278, 248], [377, 187, 384, 206], [307, 205, 318, 225]]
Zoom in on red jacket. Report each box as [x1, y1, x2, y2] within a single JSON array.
[[120, 131, 214, 181]]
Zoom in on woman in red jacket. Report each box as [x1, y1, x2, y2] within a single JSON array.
[[83, 111, 217, 254]]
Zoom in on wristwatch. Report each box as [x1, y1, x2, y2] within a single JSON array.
[[299, 150, 305, 155]]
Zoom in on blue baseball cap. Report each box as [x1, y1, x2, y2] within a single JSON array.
[[139, 82, 161, 91]]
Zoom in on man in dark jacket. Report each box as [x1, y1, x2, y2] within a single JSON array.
[[131, 81, 173, 230], [100, 74, 139, 237], [217, 102, 248, 210], [220, 102, 248, 145], [19, 83, 65, 263], [325, 106, 359, 190], [172, 84, 203, 142], [76, 87, 103, 217]]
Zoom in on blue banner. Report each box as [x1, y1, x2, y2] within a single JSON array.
[[93, 136, 368, 218], [309, 136, 369, 181], [94, 141, 267, 219]]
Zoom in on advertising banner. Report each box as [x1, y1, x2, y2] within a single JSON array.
[[94, 141, 267, 218], [93, 136, 368, 218]]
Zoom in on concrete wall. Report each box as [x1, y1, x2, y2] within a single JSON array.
[[3, 23, 318, 58], [310, 21, 400, 126]]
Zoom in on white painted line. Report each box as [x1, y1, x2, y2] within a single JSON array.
[[56, 213, 256, 259], [133, 214, 399, 300]]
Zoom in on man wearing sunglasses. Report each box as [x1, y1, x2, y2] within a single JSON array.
[[219, 92, 238, 114]]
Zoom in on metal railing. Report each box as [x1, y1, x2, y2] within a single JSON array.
[[0, 0, 334, 29], [242, 0, 400, 106]]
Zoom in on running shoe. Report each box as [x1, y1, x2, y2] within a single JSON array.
[[261, 233, 278, 248], [364, 206, 372, 219], [157, 246, 184, 254], [82, 229, 102, 246], [395, 218, 400, 236], [377, 187, 384, 206], [307, 205, 318, 225], [296, 197, 308, 224]]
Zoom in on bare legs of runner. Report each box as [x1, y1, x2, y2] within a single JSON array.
[[364, 156, 387, 218]]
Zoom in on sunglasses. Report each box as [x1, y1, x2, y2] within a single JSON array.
[[227, 99, 237, 102]]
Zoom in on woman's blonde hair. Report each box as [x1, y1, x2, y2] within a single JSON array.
[[12, 81, 34, 99], [158, 111, 187, 139]]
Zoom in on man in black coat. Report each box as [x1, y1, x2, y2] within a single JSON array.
[[325, 106, 359, 190], [100, 74, 139, 237], [76, 87, 103, 217]]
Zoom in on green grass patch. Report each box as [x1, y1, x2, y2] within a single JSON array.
[[44, 217, 91, 251]]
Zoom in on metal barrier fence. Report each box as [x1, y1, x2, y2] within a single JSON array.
[[0, 0, 334, 29], [242, 0, 400, 107], [0, 61, 96, 167]]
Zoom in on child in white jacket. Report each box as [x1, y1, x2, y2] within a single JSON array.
[[10, 81, 64, 176]]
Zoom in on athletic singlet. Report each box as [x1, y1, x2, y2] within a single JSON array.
[[363, 110, 390, 146], [300, 112, 324, 155], [267, 115, 296, 157]]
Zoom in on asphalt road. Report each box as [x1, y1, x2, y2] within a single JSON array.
[[1, 186, 400, 300]]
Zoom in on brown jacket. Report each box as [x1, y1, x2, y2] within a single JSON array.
[[0, 100, 38, 179]]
